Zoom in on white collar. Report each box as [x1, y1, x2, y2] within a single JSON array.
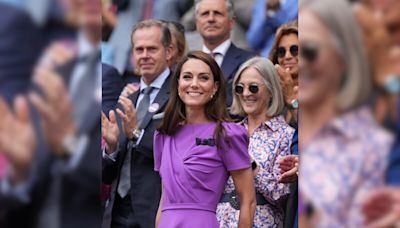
[[139, 68, 170, 91], [77, 32, 100, 58], [202, 39, 232, 57]]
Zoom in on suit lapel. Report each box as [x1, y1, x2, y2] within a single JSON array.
[[220, 44, 241, 82], [139, 74, 171, 129]]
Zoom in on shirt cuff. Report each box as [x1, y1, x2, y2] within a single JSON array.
[[63, 134, 89, 171], [0, 172, 31, 204], [102, 144, 119, 162]]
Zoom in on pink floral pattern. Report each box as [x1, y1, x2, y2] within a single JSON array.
[[217, 115, 294, 228], [300, 107, 394, 227]]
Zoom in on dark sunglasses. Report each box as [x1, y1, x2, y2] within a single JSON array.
[[235, 84, 262, 94], [277, 45, 298, 58], [300, 42, 319, 63]]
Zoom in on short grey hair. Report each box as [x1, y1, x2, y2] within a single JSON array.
[[131, 19, 171, 49], [230, 57, 285, 117], [300, 0, 371, 111], [195, 0, 235, 19]]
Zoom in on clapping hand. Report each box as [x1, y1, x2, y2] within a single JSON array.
[[0, 96, 35, 183], [101, 110, 119, 153], [278, 155, 299, 183]]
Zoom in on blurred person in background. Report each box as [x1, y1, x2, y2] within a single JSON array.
[[164, 21, 188, 71], [181, 0, 255, 51], [0, 1, 42, 226], [270, 22, 299, 87], [299, 0, 393, 227], [354, 0, 400, 132], [247, 0, 298, 58], [195, 0, 255, 107], [102, 63, 124, 115], [216, 57, 294, 227], [106, 0, 192, 76], [0, 0, 102, 227], [102, 19, 172, 228], [273, 23, 300, 226], [270, 22, 299, 124], [154, 51, 255, 228]]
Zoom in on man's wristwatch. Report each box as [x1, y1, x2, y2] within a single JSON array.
[[131, 128, 142, 141], [62, 134, 79, 159]]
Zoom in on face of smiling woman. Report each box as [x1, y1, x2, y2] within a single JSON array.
[[178, 58, 219, 111], [237, 67, 270, 117]]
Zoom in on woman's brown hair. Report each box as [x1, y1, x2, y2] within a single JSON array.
[[269, 21, 298, 64], [158, 51, 230, 147]]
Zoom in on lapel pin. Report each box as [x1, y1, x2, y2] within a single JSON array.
[[148, 103, 159, 113]]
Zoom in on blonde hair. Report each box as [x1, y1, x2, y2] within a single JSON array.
[[230, 57, 284, 117]]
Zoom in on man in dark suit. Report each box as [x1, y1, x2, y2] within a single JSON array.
[[0, 0, 103, 227], [195, 0, 255, 106], [102, 63, 124, 115], [102, 19, 172, 228], [0, 3, 41, 226]]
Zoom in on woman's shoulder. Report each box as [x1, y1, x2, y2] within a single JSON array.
[[222, 121, 248, 136]]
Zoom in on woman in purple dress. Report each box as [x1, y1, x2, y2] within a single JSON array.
[[154, 51, 256, 228]]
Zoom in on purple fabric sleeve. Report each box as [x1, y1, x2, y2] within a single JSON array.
[[220, 123, 251, 171], [153, 130, 164, 171]]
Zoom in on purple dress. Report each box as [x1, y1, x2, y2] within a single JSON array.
[[154, 122, 251, 228]]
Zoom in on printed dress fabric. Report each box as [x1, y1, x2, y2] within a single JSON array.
[[154, 122, 251, 228], [300, 107, 393, 227], [217, 115, 294, 228]]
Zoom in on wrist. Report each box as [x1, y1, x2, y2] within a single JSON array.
[[106, 142, 117, 154], [61, 133, 79, 159], [286, 98, 298, 109], [130, 128, 142, 141]]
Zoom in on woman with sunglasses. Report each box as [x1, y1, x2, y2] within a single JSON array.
[[270, 22, 299, 85], [270, 22, 299, 125], [217, 57, 295, 227], [154, 51, 256, 228], [299, 0, 393, 227]]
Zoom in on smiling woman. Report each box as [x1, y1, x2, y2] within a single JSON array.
[[270, 22, 299, 84], [154, 51, 256, 228]]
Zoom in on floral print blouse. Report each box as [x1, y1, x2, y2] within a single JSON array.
[[217, 115, 295, 228], [300, 107, 393, 227]]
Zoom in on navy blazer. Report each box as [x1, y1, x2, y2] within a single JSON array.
[[102, 63, 124, 115], [220, 43, 255, 106], [0, 3, 42, 104], [102, 72, 171, 228], [4, 58, 102, 228]]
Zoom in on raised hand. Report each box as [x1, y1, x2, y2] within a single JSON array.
[[0, 96, 36, 183], [278, 155, 299, 183], [120, 83, 140, 98], [116, 96, 138, 139], [29, 66, 76, 156], [362, 187, 400, 228], [276, 64, 298, 105], [101, 110, 119, 152], [37, 41, 76, 69]]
